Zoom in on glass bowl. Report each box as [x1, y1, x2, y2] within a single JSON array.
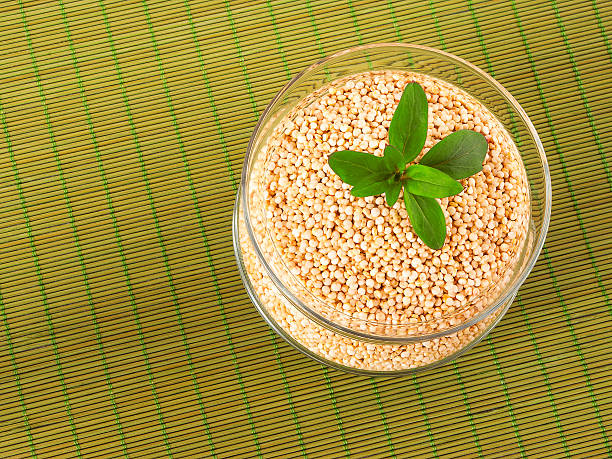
[[233, 43, 551, 375]]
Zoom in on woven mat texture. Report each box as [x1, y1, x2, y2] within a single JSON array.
[[1, 0, 611, 457]]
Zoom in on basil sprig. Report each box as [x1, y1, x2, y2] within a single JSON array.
[[328, 82, 488, 250]]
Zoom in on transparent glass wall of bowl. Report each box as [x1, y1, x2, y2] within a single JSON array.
[[238, 44, 550, 346]]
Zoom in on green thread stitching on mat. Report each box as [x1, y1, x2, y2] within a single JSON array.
[[0, 229, 36, 456], [139, 2, 218, 456], [196, 0, 305, 456], [223, 2, 334, 453], [509, 0, 611, 318], [4, 173, 80, 448], [16, 3, 82, 456], [467, 5, 569, 446], [465, 6, 527, 455], [265, 1, 292, 81], [451, 362, 483, 458], [427, 1, 461, 84], [23, 5, 171, 452], [517, 296, 570, 457], [305, 0, 327, 61], [54, 5, 172, 454], [412, 375, 438, 458], [541, 247, 611, 453], [466, 6, 571, 450], [370, 379, 397, 458], [223, 0, 259, 125], [220, 4, 320, 457], [182, 1, 261, 456], [1, 94, 36, 456], [549, 0, 611, 190], [509, 13, 612, 445], [346, 0, 374, 69], [427, 1, 447, 51], [303, 3, 331, 82], [0, 308, 36, 457], [269, 334, 307, 458], [386, 0, 403, 42], [591, 0, 612, 62], [97, 1, 173, 455], [346, 0, 364, 46], [486, 336, 525, 457], [56, 3, 128, 456], [183, 0, 236, 191], [381, 3, 414, 68], [322, 367, 350, 457], [466, 0, 493, 75]]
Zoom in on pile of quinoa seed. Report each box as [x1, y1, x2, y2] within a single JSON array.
[[239, 219, 505, 371], [240, 70, 530, 371], [263, 71, 529, 329]]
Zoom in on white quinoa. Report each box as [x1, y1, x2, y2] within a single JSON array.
[[239, 221, 506, 371], [240, 71, 530, 371]]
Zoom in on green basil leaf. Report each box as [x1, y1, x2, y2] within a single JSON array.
[[382, 144, 404, 172], [404, 164, 463, 198], [328, 150, 393, 186], [384, 179, 402, 207], [419, 130, 488, 179], [388, 82, 428, 164], [403, 192, 447, 250], [350, 180, 389, 198]]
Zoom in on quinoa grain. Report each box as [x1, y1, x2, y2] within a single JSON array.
[[240, 71, 530, 371]]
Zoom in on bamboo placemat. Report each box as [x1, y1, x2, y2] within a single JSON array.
[[0, 0, 610, 457]]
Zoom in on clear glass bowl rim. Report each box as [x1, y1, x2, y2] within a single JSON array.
[[238, 42, 552, 343]]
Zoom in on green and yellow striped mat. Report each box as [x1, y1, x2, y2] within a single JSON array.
[[1, 0, 610, 457]]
